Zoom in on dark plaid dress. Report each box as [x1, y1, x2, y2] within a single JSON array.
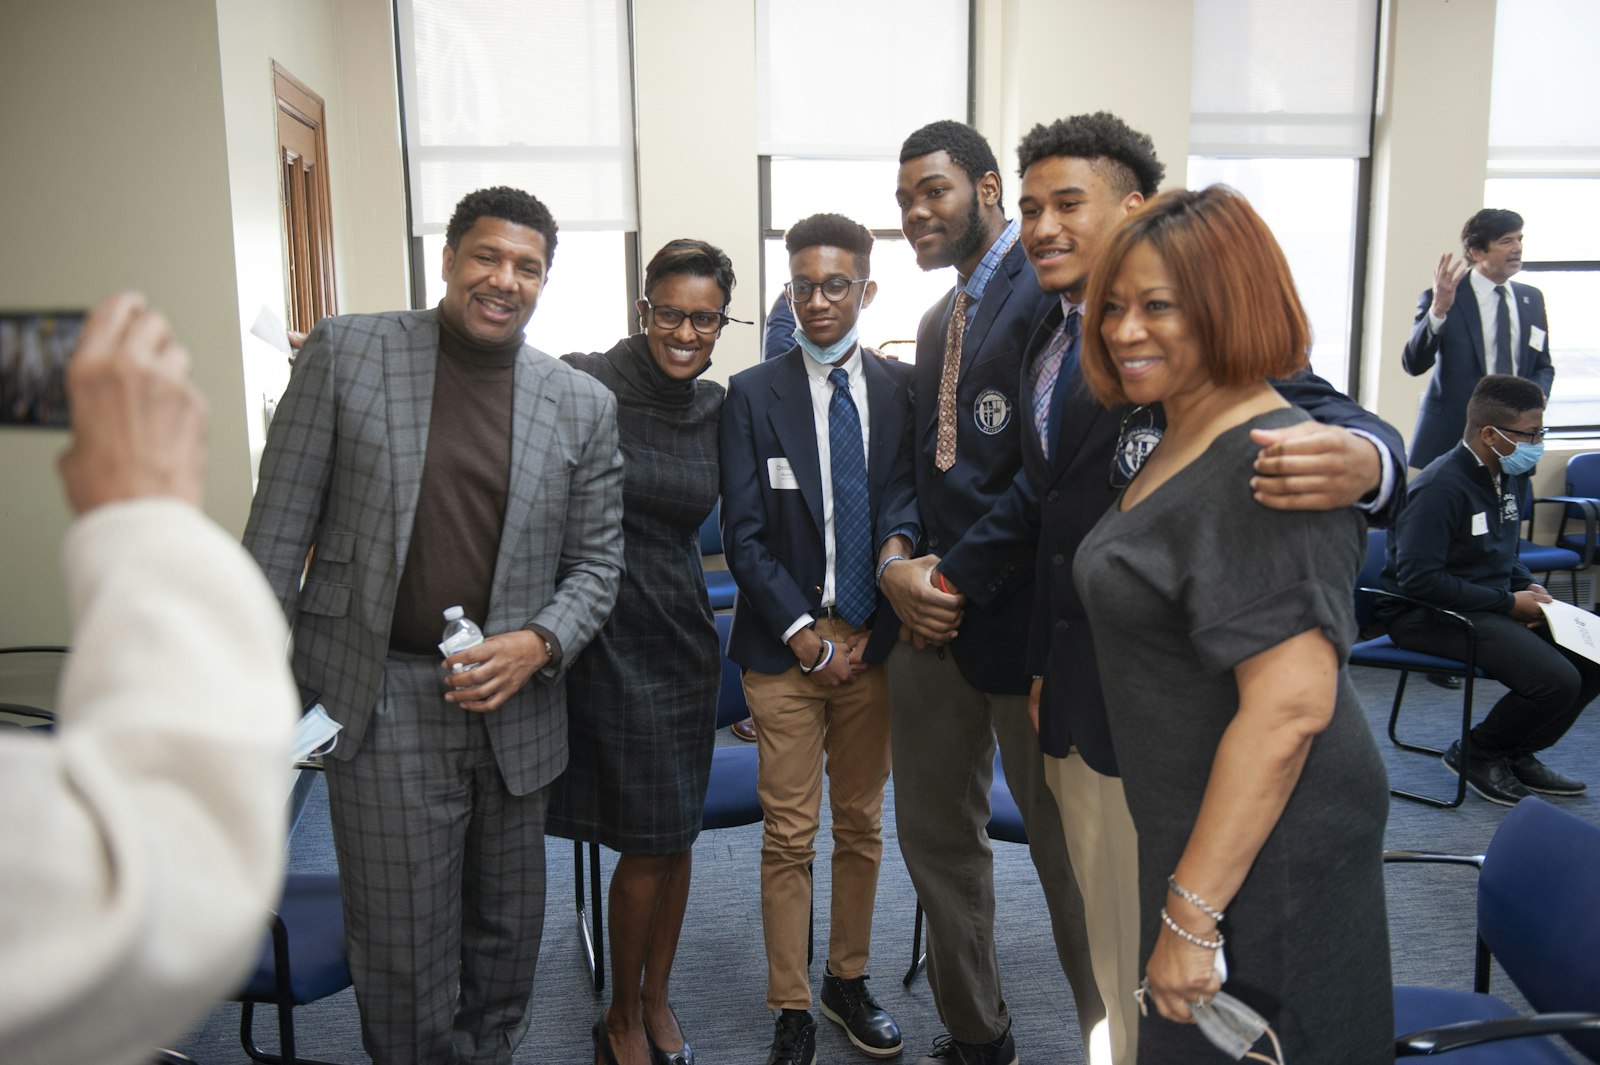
[[546, 335, 723, 853]]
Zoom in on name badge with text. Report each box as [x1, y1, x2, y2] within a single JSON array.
[[1471, 511, 1489, 536], [768, 457, 800, 490]]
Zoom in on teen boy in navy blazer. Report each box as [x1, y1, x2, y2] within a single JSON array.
[[720, 214, 919, 1065]]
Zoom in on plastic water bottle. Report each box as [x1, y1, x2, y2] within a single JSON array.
[[438, 605, 484, 672]]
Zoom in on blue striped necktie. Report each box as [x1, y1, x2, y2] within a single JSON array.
[[829, 367, 874, 627], [1033, 309, 1080, 462]]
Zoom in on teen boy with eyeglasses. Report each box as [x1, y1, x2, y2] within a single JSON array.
[[719, 213, 919, 1065]]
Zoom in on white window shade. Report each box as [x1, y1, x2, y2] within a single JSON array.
[[1489, 0, 1600, 171], [396, 0, 637, 236], [756, 0, 967, 158], [1190, 0, 1377, 157]]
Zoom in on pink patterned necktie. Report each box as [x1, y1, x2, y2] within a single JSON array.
[[934, 290, 973, 472]]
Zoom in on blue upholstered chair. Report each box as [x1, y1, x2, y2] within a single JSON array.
[[903, 751, 1027, 986], [575, 611, 765, 993], [700, 499, 737, 610], [1350, 529, 1484, 809], [1390, 797, 1600, 1061], [235, 870, 351, 1065]]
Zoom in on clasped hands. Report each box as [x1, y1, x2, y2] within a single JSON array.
[[880, 554, 965, 649]]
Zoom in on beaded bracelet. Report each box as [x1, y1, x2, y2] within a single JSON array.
[[800, 639, 834, 675], [1167, 874, 1225, 923], [1159, 906, 1224, 950], [876, 554, 907, 588]]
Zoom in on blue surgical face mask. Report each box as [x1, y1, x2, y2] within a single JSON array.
[[1492, 428, 1544, 476], [792, 322, 860, 366]]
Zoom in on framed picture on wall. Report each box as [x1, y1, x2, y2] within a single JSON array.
[[0, 311, 84, 427]]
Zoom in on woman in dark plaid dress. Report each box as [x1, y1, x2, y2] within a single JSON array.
[[548, 240, 738, 1065]]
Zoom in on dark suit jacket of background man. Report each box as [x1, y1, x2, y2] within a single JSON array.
[[1402, 278, 1552, 469]]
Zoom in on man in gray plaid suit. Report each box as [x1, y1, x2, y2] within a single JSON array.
[[244, 186, 624, 1065]]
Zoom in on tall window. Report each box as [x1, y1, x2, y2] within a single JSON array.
[[395, 0, 637, 355], [1188, 0, 1379, 393], [756, 0, 970, 360], [1486, 0, 1600, 429]]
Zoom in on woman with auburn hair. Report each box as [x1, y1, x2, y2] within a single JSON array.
[[548, 238, 742, 1065], [1073, 186, 1391, 1063]]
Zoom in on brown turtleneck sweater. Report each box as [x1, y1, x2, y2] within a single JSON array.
[[387, 313, 520, 655]]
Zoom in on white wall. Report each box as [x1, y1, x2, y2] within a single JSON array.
[[0, 0, 408, 646], [0, 0, 241, 646], [633, 0, 763, 383], [216, 0, 409, 478]]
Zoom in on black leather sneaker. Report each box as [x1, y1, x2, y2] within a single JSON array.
[[915, 1025, 1017, 1065], [766, 1009, 816, 1065], [1508, 753, 1587, 795], [1444, 741, 1530, 806], [820, 969, 903, 1058]]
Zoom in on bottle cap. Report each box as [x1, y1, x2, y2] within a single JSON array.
[[443, 605, 464, 621]]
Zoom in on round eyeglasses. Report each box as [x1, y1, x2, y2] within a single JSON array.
[[643, 302, 730, 335], [785, 276, 868, 304]]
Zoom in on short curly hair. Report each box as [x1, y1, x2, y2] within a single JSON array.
[[784, 213, 874, 276], [644, 238, 737, 308], [900, 120, 1003, 198], [1467, 374, 1544, 434], [445, 186, 559, 266], [1016, 113, 1165, 200]]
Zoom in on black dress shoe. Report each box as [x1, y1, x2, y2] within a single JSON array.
[[821, 969, 903, 1058], [1443, 741, 1530, 806], [767, 1009, 817, 1065], [593, 1020, 622, 1065], [1428, 673, 1464, 690], [915, 1025, 1018, 1065], [646, 1005, 694, 1065], [1509, 753, 1587, 795]]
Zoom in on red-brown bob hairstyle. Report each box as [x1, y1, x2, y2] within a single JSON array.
[[1080, 184, 1310, 408]]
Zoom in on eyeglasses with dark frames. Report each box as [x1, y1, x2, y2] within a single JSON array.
[[642, 301, 734, 336], [784, 276, 869, 304], [1494, 425, 1547, 444]]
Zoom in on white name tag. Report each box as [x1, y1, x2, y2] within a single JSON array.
[[1472, 511, 1489, 536], [768, 457, 800, 490], [1530, 325, 1546, 352]]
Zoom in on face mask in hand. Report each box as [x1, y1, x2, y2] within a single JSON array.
[[1137, 948, 1285, 1064]]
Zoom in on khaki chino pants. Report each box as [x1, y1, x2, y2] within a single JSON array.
[[742, 616, 893, 1010]]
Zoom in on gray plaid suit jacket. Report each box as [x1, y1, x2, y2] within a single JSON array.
[[243, 308, 624, 795]]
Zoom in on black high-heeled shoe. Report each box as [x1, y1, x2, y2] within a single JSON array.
[[593, 1019, 623, 1065], [646, 1006, 694, 1065]]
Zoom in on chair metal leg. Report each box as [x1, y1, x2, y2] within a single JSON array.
[[903, 900, 925, 987], [1386, 663, 1474, 810], [575, 840, 605, 994]]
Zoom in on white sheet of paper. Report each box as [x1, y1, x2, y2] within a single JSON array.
[[250, 304, 293, 355], [1539, 598, 1600, 664], [1471, 512, 1488, 536], [767, 457, 799, 490]]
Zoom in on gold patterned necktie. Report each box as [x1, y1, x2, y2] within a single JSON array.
[[934, 290, 972, 471]]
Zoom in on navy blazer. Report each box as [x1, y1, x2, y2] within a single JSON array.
[[1402, 277, 1552, 468], [1021, 300, 1409, 772], [719, 347, 919, 675], [912, 242, 1055, 695]]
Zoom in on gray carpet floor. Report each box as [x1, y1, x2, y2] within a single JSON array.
[[170, 664, 1600, 1064]]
